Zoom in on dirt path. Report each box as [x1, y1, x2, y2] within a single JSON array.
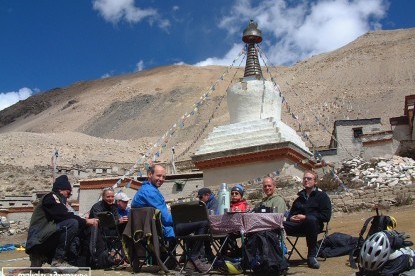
[[1, 204, 414, 275]]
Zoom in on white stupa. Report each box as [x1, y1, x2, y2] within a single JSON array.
[[193, 20, 313, 186]]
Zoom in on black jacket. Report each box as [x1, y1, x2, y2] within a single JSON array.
[[288, 187, 332, 225], [43, 191, 86, 228]]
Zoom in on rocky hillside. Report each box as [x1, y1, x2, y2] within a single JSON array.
[[0, 28, 414, 195]]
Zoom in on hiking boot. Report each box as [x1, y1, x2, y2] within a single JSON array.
[[29, 253, 45, 267], [307, 257, 320, 269], [51, 259, 79, 273], [185, 259, 211, 273]]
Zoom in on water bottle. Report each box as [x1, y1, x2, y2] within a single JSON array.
[[218, 183, 230, 215]]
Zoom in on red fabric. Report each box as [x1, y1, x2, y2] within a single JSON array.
[[230, 199, 249, 212]]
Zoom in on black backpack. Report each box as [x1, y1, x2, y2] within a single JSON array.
[[318, 232, 359, 258], [349, 208, 396, 269], [243, 230, 289, 275]]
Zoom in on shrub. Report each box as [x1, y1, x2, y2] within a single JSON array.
[[395, 193, 414, 207]]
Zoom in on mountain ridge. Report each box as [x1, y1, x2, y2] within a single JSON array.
[[0, 28, 414, 195]]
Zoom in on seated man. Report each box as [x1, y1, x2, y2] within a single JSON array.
[[283, 170, 332, 269], [256, 177, 287, 213], [131, 164, 210, 272], [26, 175, 98, 271], [198, 187, 218, 214], [230, 184, 249, 212]]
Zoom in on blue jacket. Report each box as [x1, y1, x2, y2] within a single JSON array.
[[206, 194, 219, 214], [131, 181, 174, 238]]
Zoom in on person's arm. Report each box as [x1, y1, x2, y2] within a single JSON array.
[[138, 187, 173, 227], [316, 192, 332, 222], [42, 193, 87, 228], [274, 196, 288, 214]]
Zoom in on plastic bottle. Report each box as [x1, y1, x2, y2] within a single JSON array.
[[218, 183, 230, 215]]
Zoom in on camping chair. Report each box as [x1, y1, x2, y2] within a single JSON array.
[[286, 221, 329, 261], [171, 201, 227, 273], [122, 207, 179, 273], [97, 211, 128, 269]]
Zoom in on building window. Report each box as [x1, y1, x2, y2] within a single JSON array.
[[175, 181, 184, 192], [353, 127, 363, 138], [9, 202, 15, 206]]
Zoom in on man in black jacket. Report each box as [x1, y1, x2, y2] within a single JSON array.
[[26, 175, 98, 270], [283, 170, 332, 269]]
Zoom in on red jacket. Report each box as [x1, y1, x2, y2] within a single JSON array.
[[230, 199, 249, 212]]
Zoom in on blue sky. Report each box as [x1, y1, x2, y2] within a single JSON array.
[[1, 0, 414, 111]]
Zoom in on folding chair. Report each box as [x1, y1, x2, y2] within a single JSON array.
[[286, 221, 329, 261], [122, 207, 179, 273], [97, 211, 128, 269], [171, 201, 227, 273]]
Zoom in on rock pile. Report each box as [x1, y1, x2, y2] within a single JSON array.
[[0, 218, 28, 242], [338, 155, 415, 189]]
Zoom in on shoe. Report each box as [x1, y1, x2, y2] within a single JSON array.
[[29, 253, 45, 267], [51, 259, 79, 273], [185, 258, 211, 273], [307, 257, 320, 269]]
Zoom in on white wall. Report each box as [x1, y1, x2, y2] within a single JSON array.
[[202, 159, 305, 188]]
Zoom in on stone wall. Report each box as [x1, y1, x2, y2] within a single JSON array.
[[328, 184, 415, 212]]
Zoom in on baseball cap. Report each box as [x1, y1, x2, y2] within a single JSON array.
[[115, 192, 130, 202], [198, 187, 212, 197]]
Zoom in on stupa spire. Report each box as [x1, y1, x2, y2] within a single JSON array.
[[242, 20, 263, 79]]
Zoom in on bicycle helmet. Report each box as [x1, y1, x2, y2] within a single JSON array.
[[359, 231, 391, 271]]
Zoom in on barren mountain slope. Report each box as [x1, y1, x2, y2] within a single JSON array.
[[0, 28, 414, 195]]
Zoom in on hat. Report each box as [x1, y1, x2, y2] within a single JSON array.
[[52, 175, 72, 192], [198, 187, 212, 197], [115, 192, 130, 202], [231, 184, 244, 196]]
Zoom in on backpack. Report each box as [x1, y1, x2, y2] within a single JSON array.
[[349, 208, 396, 269], [318, 232, 359, 258], [243, 230, 289, 275]]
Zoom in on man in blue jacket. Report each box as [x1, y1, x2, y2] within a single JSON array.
[[198, 187, 218, 214], [283, 170, 332, 269], [131, 164, 210, 272]]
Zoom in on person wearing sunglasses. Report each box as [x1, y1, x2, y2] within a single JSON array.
[[283, 170, 332, 269], [230, 184, 249, 212], [197, 187, 218, 215]]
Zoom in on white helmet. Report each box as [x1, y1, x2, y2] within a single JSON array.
[[359, 231, 391, 271]]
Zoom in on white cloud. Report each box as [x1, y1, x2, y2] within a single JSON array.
[[135, 60, 145, 72], [195, 44, 245, 66], [92, 0, 170, 29], [196, 0, 387, 66], [0, 87, 34, 111]]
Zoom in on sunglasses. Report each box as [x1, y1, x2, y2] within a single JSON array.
[[103, 187, 114, 191], [303, 177, 314, 181], [231, 192, 241, 195]]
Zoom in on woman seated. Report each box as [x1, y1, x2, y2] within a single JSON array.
[[230, 184, 249, 212]]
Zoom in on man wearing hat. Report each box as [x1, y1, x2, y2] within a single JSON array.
[[197, 187, 218, 214], [26, 175, 98, 271], [230, 184, 249, 212]]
